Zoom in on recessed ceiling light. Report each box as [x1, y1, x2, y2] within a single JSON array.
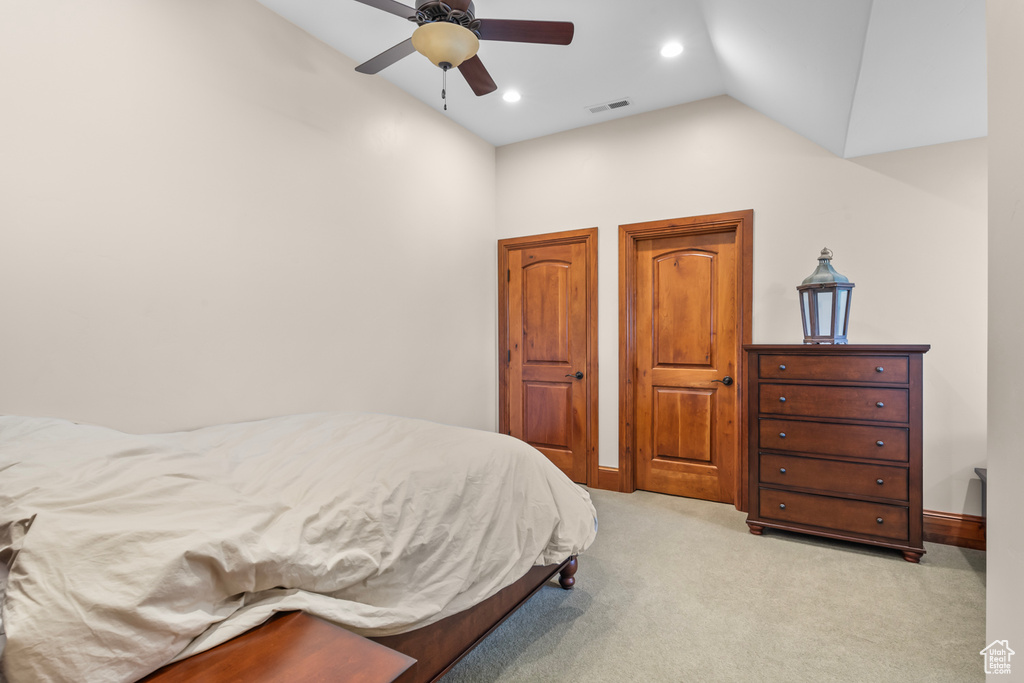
[[503, 90, 522, 103], [661, 42, 684, 58]]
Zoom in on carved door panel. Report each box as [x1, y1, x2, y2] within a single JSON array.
[[634, 230, 739, 503]]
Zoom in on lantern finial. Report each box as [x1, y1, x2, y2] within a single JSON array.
[[801, 247, 850, 286]]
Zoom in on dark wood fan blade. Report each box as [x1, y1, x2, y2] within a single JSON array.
[[458, 55, 497, 96], [351, 0, 418, 20], [476, 19, 574, 45], [355, 39, 416, 74]]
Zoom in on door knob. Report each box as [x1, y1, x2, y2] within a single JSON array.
[[565, 371, 584, 380], [711, 376, 733, 386]]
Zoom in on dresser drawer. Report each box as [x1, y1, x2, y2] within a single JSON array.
[[759, 488, 909, 541], [759, 354, 909, 384], [759, 384, 909, 422], [760, 453, 909, 501], [759, 418, 909, 462]]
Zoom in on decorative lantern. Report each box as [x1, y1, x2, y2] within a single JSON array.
[[797, 248, 855, 344]]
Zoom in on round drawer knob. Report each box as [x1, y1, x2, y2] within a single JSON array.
[[876, 517, 884, 524], [779, 503, 787, 510], [779, 364, 787, 371], [779, 432, 787, 438], [876, 402, 885, 408], [780, 468, 787, 474], [876, 366, 885, 373], [876, 478, 885, 485], [779, 396, 787, 403], [876, 440, 885, 447]]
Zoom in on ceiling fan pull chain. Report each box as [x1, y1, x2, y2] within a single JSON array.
[[442, 63, 449, 111]]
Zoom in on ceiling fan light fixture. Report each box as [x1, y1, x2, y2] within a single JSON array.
[[411, 22, 480, 69]]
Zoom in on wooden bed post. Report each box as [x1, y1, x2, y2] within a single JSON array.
[[557, 556, 578, 589]]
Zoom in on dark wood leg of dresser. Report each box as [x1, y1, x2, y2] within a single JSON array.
[[747, 522, 764, 535], [558, 556, 578, 589], [902, 550, 923, 563]]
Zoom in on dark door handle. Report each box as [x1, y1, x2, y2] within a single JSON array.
[[565, 371, 584, 380], [711, 376, 733, 386]]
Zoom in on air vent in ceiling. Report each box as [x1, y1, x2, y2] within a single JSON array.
[[586, 97, 632, 114]]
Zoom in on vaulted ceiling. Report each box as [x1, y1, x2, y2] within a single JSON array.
[[255, 0, 986, 157]]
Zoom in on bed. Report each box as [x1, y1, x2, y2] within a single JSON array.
[[0, 412, 597, 682]]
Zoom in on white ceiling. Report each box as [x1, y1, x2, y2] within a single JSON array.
[[254, 0, 986, 158]]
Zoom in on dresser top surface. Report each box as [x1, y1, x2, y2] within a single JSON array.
[[744, 344, 930, 354]]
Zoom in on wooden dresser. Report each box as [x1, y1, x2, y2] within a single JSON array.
[[743, 344, 929, 562]]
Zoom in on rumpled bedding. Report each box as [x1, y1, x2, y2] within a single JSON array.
[[0, 412, 597, 683]]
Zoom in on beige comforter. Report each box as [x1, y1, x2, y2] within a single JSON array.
[[0, 413, 597, 683]]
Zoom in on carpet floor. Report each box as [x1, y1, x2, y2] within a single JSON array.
[[445, 488, 986, 682]]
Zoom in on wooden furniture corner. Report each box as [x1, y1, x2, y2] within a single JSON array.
[[141, 557, 579, 683], [142, 611, 415, 683]]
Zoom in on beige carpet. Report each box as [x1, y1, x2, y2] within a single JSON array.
[[445, 488, 986, 682]]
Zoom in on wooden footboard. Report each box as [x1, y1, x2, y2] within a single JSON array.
[[141, 557, 578, 683], [373, 556, 578, 683]]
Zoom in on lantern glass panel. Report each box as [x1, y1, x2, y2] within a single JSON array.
[[816, 290, 833, 336], [837, 289, 849, 336], [801, 291, 811, 336]]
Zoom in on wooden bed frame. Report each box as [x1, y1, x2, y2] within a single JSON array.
[[142, 556, 579, 683]]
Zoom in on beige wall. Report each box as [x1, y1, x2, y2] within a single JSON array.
[[0, 0, 497, 433], [987, 0, 1023, 663], [496, 95, 988, 516]]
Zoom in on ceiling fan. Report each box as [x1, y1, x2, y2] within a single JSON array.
[[352, 0, 574, 100]]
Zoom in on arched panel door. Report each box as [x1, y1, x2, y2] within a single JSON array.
[[499, 229, 597, 485], [620, 211, 752, 505], [635, 240, 737, 501]]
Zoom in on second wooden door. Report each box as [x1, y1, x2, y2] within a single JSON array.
[[620, 211, 752, 505], [636, 231, 737, 502]]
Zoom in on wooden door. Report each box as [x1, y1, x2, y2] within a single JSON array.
[[499, 229, 597, 484], [620, 211, 752, 506]]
